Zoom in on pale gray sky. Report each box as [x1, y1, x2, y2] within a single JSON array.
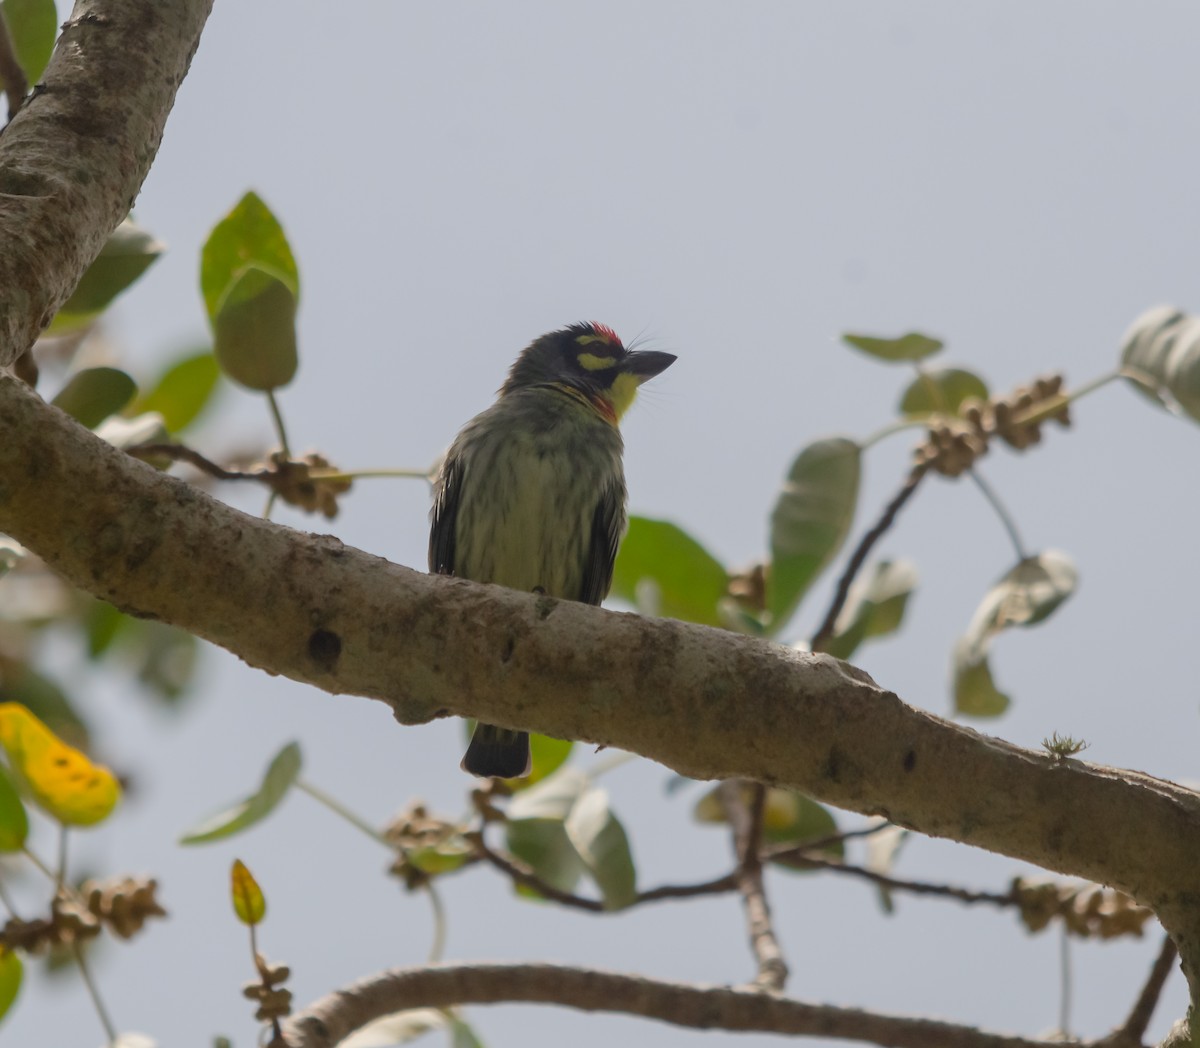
[[12, 2, 1200, 1044]]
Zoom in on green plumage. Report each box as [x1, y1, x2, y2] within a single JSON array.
[[429, 323, 675, 778]]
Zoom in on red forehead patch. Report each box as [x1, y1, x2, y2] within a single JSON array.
[[589, 322, 622, 347]]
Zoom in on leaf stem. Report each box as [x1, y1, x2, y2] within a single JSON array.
[[296, 778, 391, 848], [73, 942, 118, 1045], [425, 882, 447, 964], [56, 823, 68, 891], [20, 846, 56, 884], [967, 469, 1028, 561], [265, 389, 291, 457], [860, 417, 928, 451], [1058, 924, 1072, 1038]]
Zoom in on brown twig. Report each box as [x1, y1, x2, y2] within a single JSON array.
[[719, 782, 789, 991], [770, 821, 895, 859], [1117, 932, 1177, 1043], [0, 7, 28, 122], [472, 834, 738, 912], [126, 442, 268, 481], [282, 962, 1063, 1048], [810, 462, 929, 652], [770, 852, 1017, 909]]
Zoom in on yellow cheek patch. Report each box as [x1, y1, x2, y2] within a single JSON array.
[[609, 372, 641, 420], [577, 351, 617, 371]]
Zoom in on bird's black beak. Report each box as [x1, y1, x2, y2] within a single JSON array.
[[624, 350, 677, 382]]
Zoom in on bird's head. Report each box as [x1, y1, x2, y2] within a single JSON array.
[[500, 322, 676, 423]]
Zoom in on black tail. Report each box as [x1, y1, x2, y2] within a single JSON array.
[[461, 724, 531, 779]]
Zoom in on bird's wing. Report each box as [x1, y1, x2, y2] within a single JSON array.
[[428, 451, 462, 575], [580, 480, 625, 606]]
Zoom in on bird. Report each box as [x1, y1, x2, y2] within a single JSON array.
[[429, 322, 676, 778]]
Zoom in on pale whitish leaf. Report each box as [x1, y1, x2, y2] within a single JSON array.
[[94, 412, 169, 451], [1119, 304, 1200, 422], [825, 559, 918, 660], [0, 538, 25, 577], [341, 1008, 445, 1047], [505, 766, 590, 896], [111, 1035, 158, 1048], [864, 821, 909, 914], [952, 552, 1076, 719], [563, 787, 637, 909]]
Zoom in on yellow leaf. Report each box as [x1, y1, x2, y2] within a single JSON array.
[[0, 704, 120, 827], [230, 859, 266, 925]]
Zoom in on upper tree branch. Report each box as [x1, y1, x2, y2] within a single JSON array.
[[280, 962, 1064, 1048], [3, 372, 1200, 995], [0, 0, 213, 366]]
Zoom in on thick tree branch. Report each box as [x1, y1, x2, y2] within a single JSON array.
[[3, 372, 1200, 955], [0, 0, 213, 366], [281, 962, 1060, 1048]]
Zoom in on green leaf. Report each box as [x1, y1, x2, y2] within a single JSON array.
[[201, 190, 300, 323], [51, 367, 137, 429], [0, 0, 57, 90], [952, 551, 1077, 719], [213, 266, 298, 391], [843, 331, 943, 363], [1119, 305, 1200, 423], [0, 765, 29, 852], [0, 947, 22, 1022], [134, 621, 198, 702], [505, 766, 589, 896], [0, 665, 90, 750], [953, 646, 1010, 718], [898, 368, 989, 417], [132, 350, 221, 433], [767, 437, 861, 631], [695, 784, 843, 860], [49, 219, 165, 332], [180, 741, 302, 844], [523, 733, 573, 787], [824, 559, 918, 660], [563, 787, 637, 909], [450, 1017, 485, 1048], [610, 517, 728, 626], [84, 600, 128, 659]]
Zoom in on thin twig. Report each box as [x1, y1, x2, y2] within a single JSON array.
[[810, 462, 929, 652], [0, 7, 28, 122], [764, 821, 893, 863], [719, 782, 789, 991], [968, 468, 1028, 561], [473, 834, 738, 912], [1119, 932, 1178, 1042], [1058, 924, 1072, 1038], [73, 942, 118, 1045], [769, 852, 1017, 908], [126, 442, 269, 481]]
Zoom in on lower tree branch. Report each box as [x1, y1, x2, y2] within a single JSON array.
[[280, 962, 1067, 1048]]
